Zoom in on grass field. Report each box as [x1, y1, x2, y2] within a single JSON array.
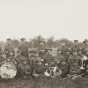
[[0, 76, 88, 88]]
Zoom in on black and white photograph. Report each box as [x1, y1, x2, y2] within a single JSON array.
[[0, 0, 88, 88]]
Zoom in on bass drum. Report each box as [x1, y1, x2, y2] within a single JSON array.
[[0, 61, 17, 79]]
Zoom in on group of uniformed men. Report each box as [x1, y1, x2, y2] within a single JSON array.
[[0, 39, 88, 79]]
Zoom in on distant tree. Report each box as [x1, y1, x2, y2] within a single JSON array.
[[57, 38, 73, 47], [20, 38, 26, 43], [30, 35, 46, 49], [83, 39, 88, 45], [46, 37, 55, 48]]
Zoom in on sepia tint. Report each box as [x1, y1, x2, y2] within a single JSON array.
[[0, 0, 88, 88]]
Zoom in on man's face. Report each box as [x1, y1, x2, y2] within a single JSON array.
[[9, 52, 14, 56]]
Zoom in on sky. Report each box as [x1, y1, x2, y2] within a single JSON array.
[[0, 0, 88, 41]]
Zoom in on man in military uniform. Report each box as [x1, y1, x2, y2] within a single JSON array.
[[56, 48, 69, 78], [68, 50, 82, 77]]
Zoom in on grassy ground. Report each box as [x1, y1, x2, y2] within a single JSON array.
[[0, 76, 88, 88]]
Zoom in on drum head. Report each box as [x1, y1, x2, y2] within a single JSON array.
[[0, 62, 17, 79]]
